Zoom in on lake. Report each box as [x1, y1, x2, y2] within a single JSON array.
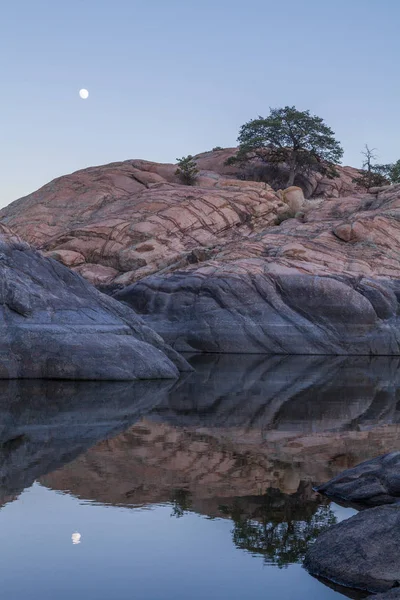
[[1, 354, 399, 599]]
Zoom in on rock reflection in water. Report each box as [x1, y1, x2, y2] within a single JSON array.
[[33, 354, 400, 572], [1, 355, 400, 575], [0, 378, 173, 505]]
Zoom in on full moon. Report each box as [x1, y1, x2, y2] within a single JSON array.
[[79, 89, 89, 100]]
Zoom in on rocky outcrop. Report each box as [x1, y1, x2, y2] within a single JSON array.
[[115, 184, 400, 354], [373, 591, 400, 600], [3, 151, 400, 356], [316, 452, 400, 508], [115, 272, 400, 354], [0, 224, 187, 379], [0, 159, 286, 286], [194, 148, 362, 199], [0, 150, 361, 289], [304, 505, 400, 593]]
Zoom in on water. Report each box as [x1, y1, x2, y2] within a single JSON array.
[[1, 354, 399, 599]]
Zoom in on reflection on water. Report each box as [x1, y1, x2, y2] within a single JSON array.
[[1, 355, 400, 598]]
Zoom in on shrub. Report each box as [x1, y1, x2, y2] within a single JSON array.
[[175, 155, 199, 186]]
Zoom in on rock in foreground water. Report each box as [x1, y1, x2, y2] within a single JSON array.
[[0, 225, 187, 379], [316, 451, 400, 507], [304, 505, 400, 593]]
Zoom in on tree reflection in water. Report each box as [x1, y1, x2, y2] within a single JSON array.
[[219, 483, 337, 568]]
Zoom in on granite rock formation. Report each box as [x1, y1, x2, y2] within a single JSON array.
[[2, 151, 400, 356], [115, 184, 400, 354], [0, 150, 361, 288], [304, 505, 400, 594], [0, 224, 187, 379], [316, 452, 400, 508]]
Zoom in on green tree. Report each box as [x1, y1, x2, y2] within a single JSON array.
[[175, 155, 199, 186], [227, 106, 343, 187], [387, 159, 400, 184], [353, 145, 391, 190]]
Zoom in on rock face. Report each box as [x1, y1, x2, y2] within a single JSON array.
[[0, 224, 187, 379], [115, 184, 400, 354], [2, 150, 400, 356], [194, 148, 362, 199], [316, 452, 400, 508], [373, 591, 400, 600], [116, 272, 400, 354], [0, 150, 361, 288], [304, 505, 400, 593]]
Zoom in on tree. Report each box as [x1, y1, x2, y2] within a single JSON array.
[[387, 159, 400, 184], [175, 155, 199, 186], [227, 106, 343, 188], [353, 145, 390, 190]]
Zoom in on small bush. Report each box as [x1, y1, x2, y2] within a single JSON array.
[[212, 146, 224, 151], [175, 155, 199, 186]]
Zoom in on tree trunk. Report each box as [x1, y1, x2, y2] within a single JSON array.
[[286, 168, 296, 187], [286, 151, 297, 187]]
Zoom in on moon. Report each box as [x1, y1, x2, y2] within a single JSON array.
[[72, 532, 82, 545], [79, 89, 89, 100]]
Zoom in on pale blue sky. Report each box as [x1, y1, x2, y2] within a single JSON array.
[[1, 0, 399, 206]]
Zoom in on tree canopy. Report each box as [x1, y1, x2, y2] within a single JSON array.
[[227, 106, 344, 188]]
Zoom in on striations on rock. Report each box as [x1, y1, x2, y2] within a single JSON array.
[[2, 150, 400, 356], [0, 224, 188, 379], [316, 451, 400, 508]]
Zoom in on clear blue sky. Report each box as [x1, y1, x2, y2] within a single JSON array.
[[1, 0, 399, 206]]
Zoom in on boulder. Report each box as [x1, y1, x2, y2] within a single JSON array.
[[0, 224, 188, 379], [316, 451, 400, 507], [114, 271, 400, 354], [280, 186, 305, 214], [304, 505, 400, 593], [372, 591, 400, 600]]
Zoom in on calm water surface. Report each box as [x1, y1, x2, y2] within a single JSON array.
[[1, 354, 400, 599]]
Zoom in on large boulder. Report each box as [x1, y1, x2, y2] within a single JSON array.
[[304, 505, 400, 594], [0, 224, 187, 379], [114, 271, 400, 354], [316, 451, 400, 508]]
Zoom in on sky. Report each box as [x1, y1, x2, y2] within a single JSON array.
[[1, 0, 399, 207]]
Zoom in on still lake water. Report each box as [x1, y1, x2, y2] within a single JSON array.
[[1, 354, 400, 599]]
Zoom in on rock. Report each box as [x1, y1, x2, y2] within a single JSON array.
[[0, 158, 284, 287], [316, 452, 400, 507], [372, 591, 400, 600], [194, 149, 362, 199], [304, 505, 400, 593], [115, 271, 400, 354], [0, 224, 188, 379], [3, 152, 400, 356], [280, 186, 305, 214]]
